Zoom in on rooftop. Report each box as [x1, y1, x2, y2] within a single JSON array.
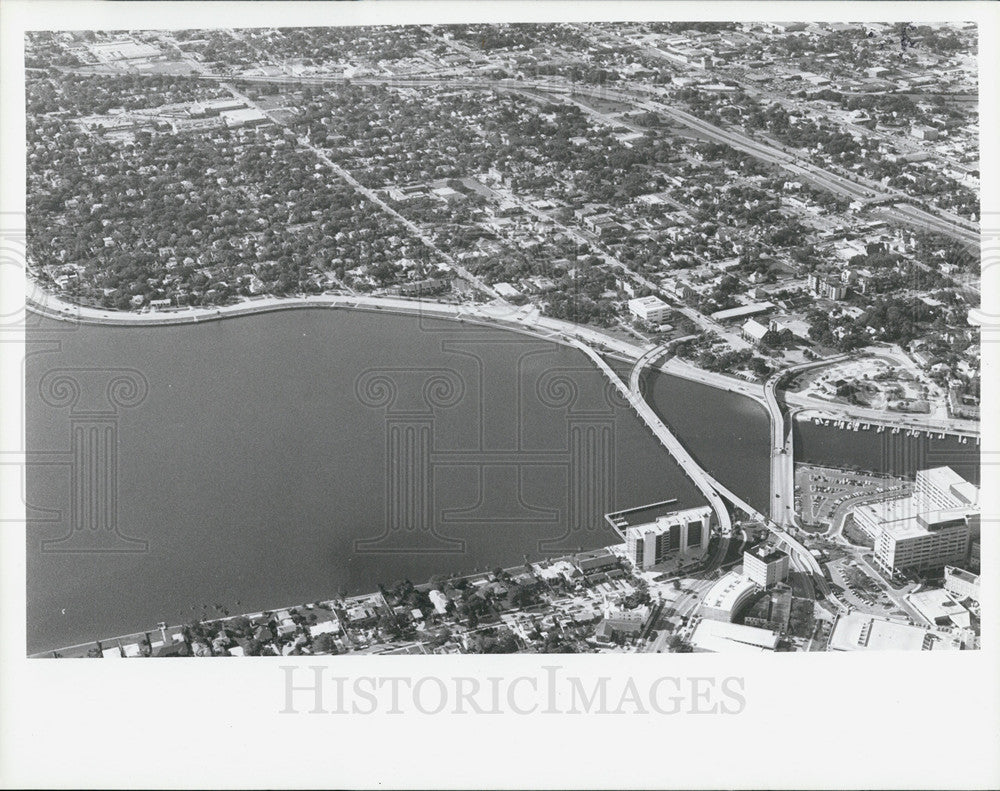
[[710, 301, 775, 322], [221, 108, 268, 125], [690, 619, 778, 652], [919, 467, 979, 506], [945, 566, 978, 584], [628, 295, 669, 309], [905, 588, 971, 628], [625, 506, 712, 539], [742, 317, 770, 340], [858, 496, 969, 540], [702, 571, 759, 614], [881, 507, 969, 541], [746, 546, 788, 564], [828, 613, 960, 651]]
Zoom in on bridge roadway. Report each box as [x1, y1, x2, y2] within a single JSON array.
[[566, 337, 733, 537], [626, 336, 699, 395], [764, 355, 851, 527], [619, 340, 832, 594], [584, 335, 828, 590]]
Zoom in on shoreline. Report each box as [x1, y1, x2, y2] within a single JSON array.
[[24, 288, 979, 654], [28, 543, 631, 658], [27, 285, 980, 437]]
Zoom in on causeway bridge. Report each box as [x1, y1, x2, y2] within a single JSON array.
[[590, 339, 833, 596], [764, 355, 851, 527]]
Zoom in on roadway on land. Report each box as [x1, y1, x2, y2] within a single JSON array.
[[195, 67, 980, 274], [339, 72, 978, 249], [220, 81, 505, 303]]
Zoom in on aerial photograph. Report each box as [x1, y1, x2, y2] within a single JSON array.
[[23, 21, 982, 658]]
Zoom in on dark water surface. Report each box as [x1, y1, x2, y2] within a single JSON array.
[[27, 309, 704, 653], [25, 309, 977, 653]]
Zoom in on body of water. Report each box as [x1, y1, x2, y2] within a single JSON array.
[[27, 309, 704, 654], [25, 309, 979, 653], [794, 419, 979, 485]]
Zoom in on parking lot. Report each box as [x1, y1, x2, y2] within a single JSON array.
[[795, 464, 912, 533], [826, 557, 908, 617]]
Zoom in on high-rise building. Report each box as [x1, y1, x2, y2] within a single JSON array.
[[852, 466, 979, 577], [914, 467, 979, 511], [743, 547, 790, 587], [807, 273, 847, 300], [873, 509, 970, 575], [624, 506, 712, 570]]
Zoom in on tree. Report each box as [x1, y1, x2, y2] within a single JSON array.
[[377, 614, 400, 640]]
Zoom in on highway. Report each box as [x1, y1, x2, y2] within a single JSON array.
[[367, 73, 981, 248], [192, 66, 980, 248], [578, 333, 834, 605]]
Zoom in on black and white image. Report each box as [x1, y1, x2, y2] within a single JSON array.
[[19, 18, 985, 663]]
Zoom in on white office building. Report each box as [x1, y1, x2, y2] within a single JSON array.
[[852, 466, 978, 576], [873, 509, 970, 575], [627, 295, 671, 324], [743, 547, 790, 587], [700, 571, 759, 622], [914, 466, 979, 511]]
